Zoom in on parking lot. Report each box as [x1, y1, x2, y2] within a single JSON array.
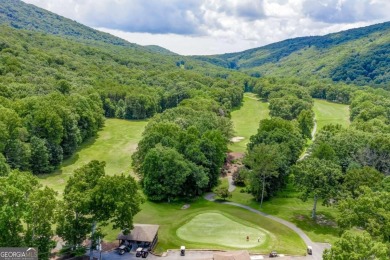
[[89, 249, 325, 260]]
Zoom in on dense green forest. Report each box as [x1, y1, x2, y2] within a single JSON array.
[[0, 24, 248, 175], [195, 22, 390, 88], [0, 21, 245, 259], [0, 0, 389, 259], [0, 0, 138, 47]]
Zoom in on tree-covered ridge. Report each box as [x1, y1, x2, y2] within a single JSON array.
[[195, 22, 390, 88], [0, 0, 135, 47], [0, 24, 246, 175]]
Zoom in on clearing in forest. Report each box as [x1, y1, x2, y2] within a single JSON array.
[[38, 118, 147, 196], [229, 93, 269, 153], [313, 99, 350, 130]]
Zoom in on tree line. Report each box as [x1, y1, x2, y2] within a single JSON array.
[[0, 92, 103, 175], [0, 160, 143, 259]]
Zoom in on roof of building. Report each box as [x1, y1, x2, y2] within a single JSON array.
[[117, 224, 159, 242], [213, 251, 251, 260]]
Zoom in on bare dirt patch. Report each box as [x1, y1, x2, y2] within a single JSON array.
[[316, 214, 337, 227], [221, 152, 245, 177]]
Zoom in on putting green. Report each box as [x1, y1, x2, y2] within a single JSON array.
[[176, 212, 269, 248]]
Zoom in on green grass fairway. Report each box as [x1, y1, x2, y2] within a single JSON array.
[[229, 93, 269, 152], [177, 212, 269, 248], [38, 118, 147, 195], [313, 99, 350, 130]]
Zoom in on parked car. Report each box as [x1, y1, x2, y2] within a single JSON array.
[[269, 251, 278, 257]]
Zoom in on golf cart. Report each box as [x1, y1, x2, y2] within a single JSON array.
[[116, 244, 131, 255], [269, 251, 278, 257], [141, 248, 149, 258], [180, 246, 185, 256], [307, 246, 313, 255], [136, 247, 143, 257]]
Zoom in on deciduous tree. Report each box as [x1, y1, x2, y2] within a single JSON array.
[[57, 160, 142, 256], [323, 230, 389, 260], [337, 187, 390, 242], [293, 158, 343, 219], [245, 144, 283, 207]]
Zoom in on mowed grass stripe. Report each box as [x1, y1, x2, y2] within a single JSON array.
[[38, 118, 147, 195], [229, 93, 269, 153], [313, 99, 350, 130]]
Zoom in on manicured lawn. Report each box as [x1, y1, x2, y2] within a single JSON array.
[[313, 99, 350, 130], [177, 212, 269, 248], [38, 118, 148, 195], [230, 185, 340, 244], [229, 93, 269, 153], [107, 198, 306, 255]]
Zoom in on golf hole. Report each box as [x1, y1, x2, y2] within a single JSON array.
[[176, 212, 269, 248]]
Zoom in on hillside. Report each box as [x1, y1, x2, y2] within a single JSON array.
[[0, 0, 139, 47], [0, 10, 245, 176], [195, 22, 390, 88]]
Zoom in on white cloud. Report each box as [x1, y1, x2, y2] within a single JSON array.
[[97, 29, 258, 55], [302, 0, 390, 23], [22, 0, 390, 55]]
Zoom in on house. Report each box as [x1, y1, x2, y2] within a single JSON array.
[[117, 224, 159, 250]]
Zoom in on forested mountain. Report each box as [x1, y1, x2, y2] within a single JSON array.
[[1, 1, 390, 259], [0, 0, 137, 47], [195, 22, 390, 88], [0, 2, 248, 176]]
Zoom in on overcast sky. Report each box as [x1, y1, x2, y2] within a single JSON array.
[[22, 0, 390, 55]]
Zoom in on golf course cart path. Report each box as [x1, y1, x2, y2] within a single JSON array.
[[204, 193, 329, 260], [299, 117, 318, 161], [227, 175, 236, 192]]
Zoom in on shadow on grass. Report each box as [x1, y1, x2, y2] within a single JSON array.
[[59, 154, 80, 169], [291, 211, 340, 239], [37, 135, 99, 179]]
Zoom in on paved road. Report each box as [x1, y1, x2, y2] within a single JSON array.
[[204, 193, 330, 260], [227, 175, 235, 192], [89, 249, 216, 260], [91, 248, 328, 260]]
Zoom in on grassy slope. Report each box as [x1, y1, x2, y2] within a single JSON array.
[[38, 119, 147, 195], [228, 93, 269, 153], [313, 99, 350, 130]]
